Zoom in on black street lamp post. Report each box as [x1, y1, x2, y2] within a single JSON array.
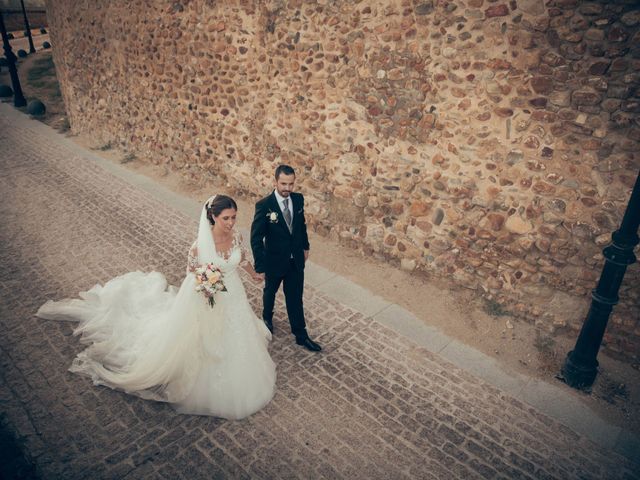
[[561, 170, 640, 389], [0, 9, 27, 107], [20, 0, 35, 54]]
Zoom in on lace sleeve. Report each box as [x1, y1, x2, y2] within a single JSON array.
[[187, 241, 199, 274], [236, 232, 251, 267]]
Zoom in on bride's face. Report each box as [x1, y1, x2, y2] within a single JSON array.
[[214, 208, 237, 233]]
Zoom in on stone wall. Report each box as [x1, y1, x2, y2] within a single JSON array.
[[45, 0, 640, 360]]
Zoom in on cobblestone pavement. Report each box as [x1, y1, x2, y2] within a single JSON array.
[[1, 107, 638, 480]]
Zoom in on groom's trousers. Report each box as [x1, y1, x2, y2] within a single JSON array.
[[263, 259, 307, 338]]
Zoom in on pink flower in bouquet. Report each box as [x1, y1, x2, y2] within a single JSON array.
[[194, 263, 227, 307]]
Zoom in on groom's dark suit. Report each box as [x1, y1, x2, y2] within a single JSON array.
[[250, 191, 310, 339]]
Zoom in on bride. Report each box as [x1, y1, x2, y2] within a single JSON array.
[[36, 195, 276, 419]]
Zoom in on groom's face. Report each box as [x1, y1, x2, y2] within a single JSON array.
[[275, 173, 295, 198]]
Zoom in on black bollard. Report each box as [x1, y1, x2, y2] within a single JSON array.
[[0, 10, 26, 107], [20, 0, 36, 54], [561, 170, 640, 390]]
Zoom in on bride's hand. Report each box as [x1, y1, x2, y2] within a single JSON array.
[[252, 272, 265, 283]]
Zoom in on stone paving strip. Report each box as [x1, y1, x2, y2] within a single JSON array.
[[0, 105, 637, 479]]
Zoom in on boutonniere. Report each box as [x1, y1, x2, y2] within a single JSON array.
[[267, 210, 279, 223]]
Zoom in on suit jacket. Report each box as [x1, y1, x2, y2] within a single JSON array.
[[250, 191, 310, 276]]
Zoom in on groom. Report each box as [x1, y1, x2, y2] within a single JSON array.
[[250, 165, 322, 352]]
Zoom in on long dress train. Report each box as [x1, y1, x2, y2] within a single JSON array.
[[36, 223, 276, 420]]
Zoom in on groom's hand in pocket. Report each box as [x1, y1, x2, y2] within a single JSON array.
[[304, 250, 309, 262]]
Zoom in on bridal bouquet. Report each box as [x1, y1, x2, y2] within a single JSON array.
[[194, 264, 227, 307]]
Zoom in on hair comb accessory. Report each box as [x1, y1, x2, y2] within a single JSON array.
[[205, 195, 217, 209]]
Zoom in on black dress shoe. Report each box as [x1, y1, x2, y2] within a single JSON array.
[[296, 336, 322, 352], [264, 319, 273, 334]]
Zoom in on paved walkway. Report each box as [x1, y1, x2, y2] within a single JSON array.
[[0, 103, 638, 479]]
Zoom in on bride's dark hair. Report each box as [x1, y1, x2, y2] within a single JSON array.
[[206, 195, 237, 225]]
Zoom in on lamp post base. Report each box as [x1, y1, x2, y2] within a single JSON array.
[[561, 350, 598, 390], [560, 171, 639, 391]]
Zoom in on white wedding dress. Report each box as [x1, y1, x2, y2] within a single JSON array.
[[36, 199, 276, 420]]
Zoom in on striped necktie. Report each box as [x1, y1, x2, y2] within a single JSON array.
[[283, 198, 292, 233]]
